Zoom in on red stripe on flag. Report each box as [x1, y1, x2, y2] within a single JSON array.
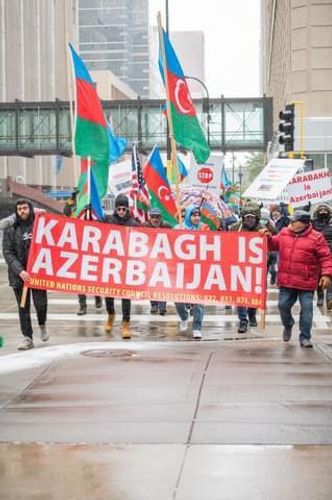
[[145, 164, 177, 214], [166, 71, 196, 117], [76, 79, 107, 126]]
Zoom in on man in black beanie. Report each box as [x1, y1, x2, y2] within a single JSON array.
[[3, 199, 49, 350], [103, 194, 140, 339]]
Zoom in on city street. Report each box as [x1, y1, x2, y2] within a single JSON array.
[[0, 260, 332, 499]]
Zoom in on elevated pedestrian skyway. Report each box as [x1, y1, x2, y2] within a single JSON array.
[[0, 96, 273, 157]]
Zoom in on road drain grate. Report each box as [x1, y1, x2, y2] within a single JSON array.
[[81, 349, 136, 359]]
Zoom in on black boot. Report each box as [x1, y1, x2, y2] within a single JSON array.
[[237, 320, 248, 334], [95, 296, 103, 309], [77, 305, 87, 316]]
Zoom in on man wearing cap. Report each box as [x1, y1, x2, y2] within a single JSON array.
[[144, 207, 171, 315], [262, 209, 332, 347], [103, 193, 140, 339]]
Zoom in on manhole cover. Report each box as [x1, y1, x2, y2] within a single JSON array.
[[81, 349, 136, 359]]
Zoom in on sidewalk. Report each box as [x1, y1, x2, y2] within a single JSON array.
[[1, 336, 332, 499]]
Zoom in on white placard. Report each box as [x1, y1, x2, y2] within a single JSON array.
[[287, 168, 332, 207], [243, 159, 305, 201], [184, 154, 223, 194]]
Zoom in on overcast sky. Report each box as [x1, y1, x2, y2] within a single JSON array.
[[149, 0, 261, 98]]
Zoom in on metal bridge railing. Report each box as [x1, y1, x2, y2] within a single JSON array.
[[0, 96, 273, 157]]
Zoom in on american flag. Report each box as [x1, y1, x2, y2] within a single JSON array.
[[131, 143, 149, 222]]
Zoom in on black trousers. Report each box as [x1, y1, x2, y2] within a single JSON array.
[[13, 285, 47, 339], [105, 297, 131, 321]]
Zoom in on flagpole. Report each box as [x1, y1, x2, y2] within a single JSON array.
[[157, 12, 181, 221], [66, 38, 79, 186]]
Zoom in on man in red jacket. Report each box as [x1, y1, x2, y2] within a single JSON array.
[[262, 210, 332, 347]]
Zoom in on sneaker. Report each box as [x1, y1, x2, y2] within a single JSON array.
[[282, 325, 292, 342], [77, 306, 87, 316], [327, 299, 332, 311], [237, 320, 248, 334], [179, 320, 188, 332], [249, 317, 258, 327], [104, 314, 115, 333], [95, 296, 103, 309], [192, 330, 202, 340], [121, 320, 131, 339], [159, 308, 167, 316], [150, 304, 158, 314], [17, 336, 34, 350], [300, 338, 313, 348], [40, 325, 49, 342]]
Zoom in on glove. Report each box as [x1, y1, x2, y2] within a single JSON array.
[[319, 276, 331, 289]]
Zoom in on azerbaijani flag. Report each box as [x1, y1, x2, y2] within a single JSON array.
[[159, 29, 210, 164], [75, 159, 104, 220], [143, 146, 178, 227], [200, 199, 220, 230], [69, 44, 109, 168]]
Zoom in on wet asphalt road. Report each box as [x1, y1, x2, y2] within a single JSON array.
[[0, 262, 332, 499]]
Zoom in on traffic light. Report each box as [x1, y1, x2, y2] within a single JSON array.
[[278, 103, 295, 152]]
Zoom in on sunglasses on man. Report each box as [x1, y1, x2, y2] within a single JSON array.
[[116, 206, 128, 212]]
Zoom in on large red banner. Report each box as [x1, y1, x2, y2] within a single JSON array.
[[27, 213, 267, 309]]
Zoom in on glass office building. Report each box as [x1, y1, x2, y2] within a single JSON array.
[[79, 0, 150, 96]]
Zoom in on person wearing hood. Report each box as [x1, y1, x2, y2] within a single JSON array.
[[312, 203, 332, 309], [103, 194, 140, 339], [2, 199, 49, 350], [270, 205, 290, 233], [261, 209, 332, 347], [229, 202, 262, 334], [175, 205, 208, 340]]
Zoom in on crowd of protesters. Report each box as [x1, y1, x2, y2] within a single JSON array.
[[2, 195, 332, 350]]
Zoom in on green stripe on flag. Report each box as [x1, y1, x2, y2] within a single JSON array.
[[149, 191, 178, 227], [170, 103, 210, 164], [75, 117, 109, 166]]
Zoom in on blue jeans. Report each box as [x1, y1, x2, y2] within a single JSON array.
[[175, 303, 204, 331], [278, 287, 314, 341], [237, 307, 257, 322]]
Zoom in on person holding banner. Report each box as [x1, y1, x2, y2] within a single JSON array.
[[230, 202, 262, 333], [2, 199, 49, 350], [262, 209, 332, 347], [63, 196, 102, 315], [175, 205, 208, 340], [104, 194, 140, 339], [144, 207, 171, 315]]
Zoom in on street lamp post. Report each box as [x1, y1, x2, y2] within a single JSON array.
[[184, 75, 211, 146], [165, 0, 171, 161]]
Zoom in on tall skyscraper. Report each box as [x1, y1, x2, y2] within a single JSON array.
[[0, 0, 78, 188], [261, 0, 332, 121], [79, 0, 150, 96], [260, 0, 332, 166]]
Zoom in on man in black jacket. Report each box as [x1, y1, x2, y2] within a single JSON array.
[[144, 207, 170, 315], [103, 194, 140, 339], [3, 199, 49, 350], [312, 203, 332, 309]]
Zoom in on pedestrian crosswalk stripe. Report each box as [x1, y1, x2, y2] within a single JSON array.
[[0, 312, 329, 328]]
